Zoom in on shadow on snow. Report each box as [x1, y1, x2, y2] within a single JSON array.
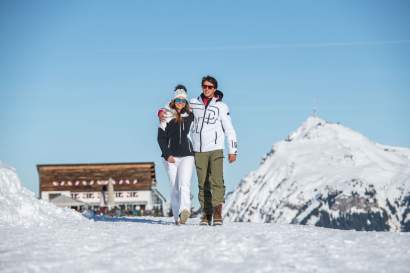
[[84, 214, 173, 225]]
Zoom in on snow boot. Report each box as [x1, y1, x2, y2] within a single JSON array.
[[180, 209, 190, 225], [213, 204, 223, 226], [200, 211, 212, 226]]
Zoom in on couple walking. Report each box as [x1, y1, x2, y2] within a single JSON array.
[[157, 75, 238, 226]]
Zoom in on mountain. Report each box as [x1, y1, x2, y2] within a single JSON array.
[[224, 116, 410, 232]]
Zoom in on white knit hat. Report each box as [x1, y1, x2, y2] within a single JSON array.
[[174, 88, 187, 100]]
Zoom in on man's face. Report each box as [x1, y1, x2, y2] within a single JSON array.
[[202, 80, 216, 98]]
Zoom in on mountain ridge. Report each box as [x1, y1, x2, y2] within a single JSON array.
[[224, 116, 410, 231]]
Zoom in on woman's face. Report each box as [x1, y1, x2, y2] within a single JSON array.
[[174, 98, 186, 110]]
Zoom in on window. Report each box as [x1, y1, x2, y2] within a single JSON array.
[[49, 193, 61, 200], [71, 193, 79, 199], [84, 193, 94, 199], [128, 192, 138, 198]]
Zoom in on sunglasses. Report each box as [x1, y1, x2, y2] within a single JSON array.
[[202, 84, 215, 90], [174, 98, 187, 104]]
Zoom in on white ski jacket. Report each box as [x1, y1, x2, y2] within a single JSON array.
[[189, 95, 237, 154]]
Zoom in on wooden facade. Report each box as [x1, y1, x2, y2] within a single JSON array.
[[37, 162, 166, 216], [38, 162, 156, 196]]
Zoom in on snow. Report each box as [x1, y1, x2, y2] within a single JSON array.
[[0, 162, 83, 227], [1, 153, 410, 272], [1, 217, 410, 273]]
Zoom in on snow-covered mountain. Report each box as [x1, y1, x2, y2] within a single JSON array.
[[224, 116, 410, 232]]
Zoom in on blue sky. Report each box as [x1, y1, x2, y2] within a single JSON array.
[[1, 0, 409, 207]]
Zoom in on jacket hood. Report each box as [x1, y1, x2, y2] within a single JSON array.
[[215, 90, 224, 101]]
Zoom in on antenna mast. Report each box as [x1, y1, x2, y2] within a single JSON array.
[[312, 97, 318, 117]]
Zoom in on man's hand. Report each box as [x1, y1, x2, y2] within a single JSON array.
[[158, 109, 167, 122], [228, 154, 237, 163], [167, 156, 176, 163]]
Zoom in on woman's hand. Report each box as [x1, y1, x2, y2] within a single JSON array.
[[167, 156, 176, 163]]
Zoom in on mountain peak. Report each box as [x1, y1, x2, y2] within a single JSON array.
[[287, 115, 328, 141]]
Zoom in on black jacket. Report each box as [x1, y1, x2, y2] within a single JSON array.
[[157, 112, 194, 160]]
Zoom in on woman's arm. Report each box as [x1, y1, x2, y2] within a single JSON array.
[[157, 127, 171, 160]]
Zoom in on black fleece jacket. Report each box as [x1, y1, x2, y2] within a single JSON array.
[[157, 112, 194, 160]]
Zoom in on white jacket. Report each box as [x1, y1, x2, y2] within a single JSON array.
[[189, 96, 237, 154]]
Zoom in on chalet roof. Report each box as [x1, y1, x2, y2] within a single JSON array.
[[50, 195, 87, 207], [152, 188, 167, 202], [38, 162, 156, 193], [37, 162, 155, 170]]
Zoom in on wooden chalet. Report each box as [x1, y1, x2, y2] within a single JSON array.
[[37, 162, 166, 216]]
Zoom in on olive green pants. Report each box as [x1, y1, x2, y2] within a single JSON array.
[[195, 149, 225, 213]]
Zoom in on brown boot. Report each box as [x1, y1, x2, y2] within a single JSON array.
[[213, 204, 223, 226], [199, 211, 212, 226]]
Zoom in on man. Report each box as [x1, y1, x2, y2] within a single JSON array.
[[159, 75, 237, 225]]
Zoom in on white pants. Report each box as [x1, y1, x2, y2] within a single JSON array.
[[163, 156, 194, 221]]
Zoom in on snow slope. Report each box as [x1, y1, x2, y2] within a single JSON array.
[[0, 162, 83, 227], [0, 163, 410, 272], [224, 116, 410, 231]]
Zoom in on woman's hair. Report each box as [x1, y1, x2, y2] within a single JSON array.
[[169, 99, 191, 124]]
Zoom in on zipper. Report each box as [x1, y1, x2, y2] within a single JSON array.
[[168, 139, 171, 148], [199, 106, 207, 152], [179, 122, 182, 144], [215, 132, 217, 144]]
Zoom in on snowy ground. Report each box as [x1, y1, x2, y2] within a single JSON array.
[[1, 163, 409, 273], [1, 216, 410, 273]]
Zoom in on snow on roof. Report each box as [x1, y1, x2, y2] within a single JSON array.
[[50, 195, 87, 207]]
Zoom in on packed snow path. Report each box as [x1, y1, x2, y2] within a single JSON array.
[[1, 217, 409, 273]]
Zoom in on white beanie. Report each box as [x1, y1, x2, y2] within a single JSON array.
[[174, 88, 187, 100]]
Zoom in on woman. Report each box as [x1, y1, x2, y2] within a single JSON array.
[[157, 85, 194, 225]]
